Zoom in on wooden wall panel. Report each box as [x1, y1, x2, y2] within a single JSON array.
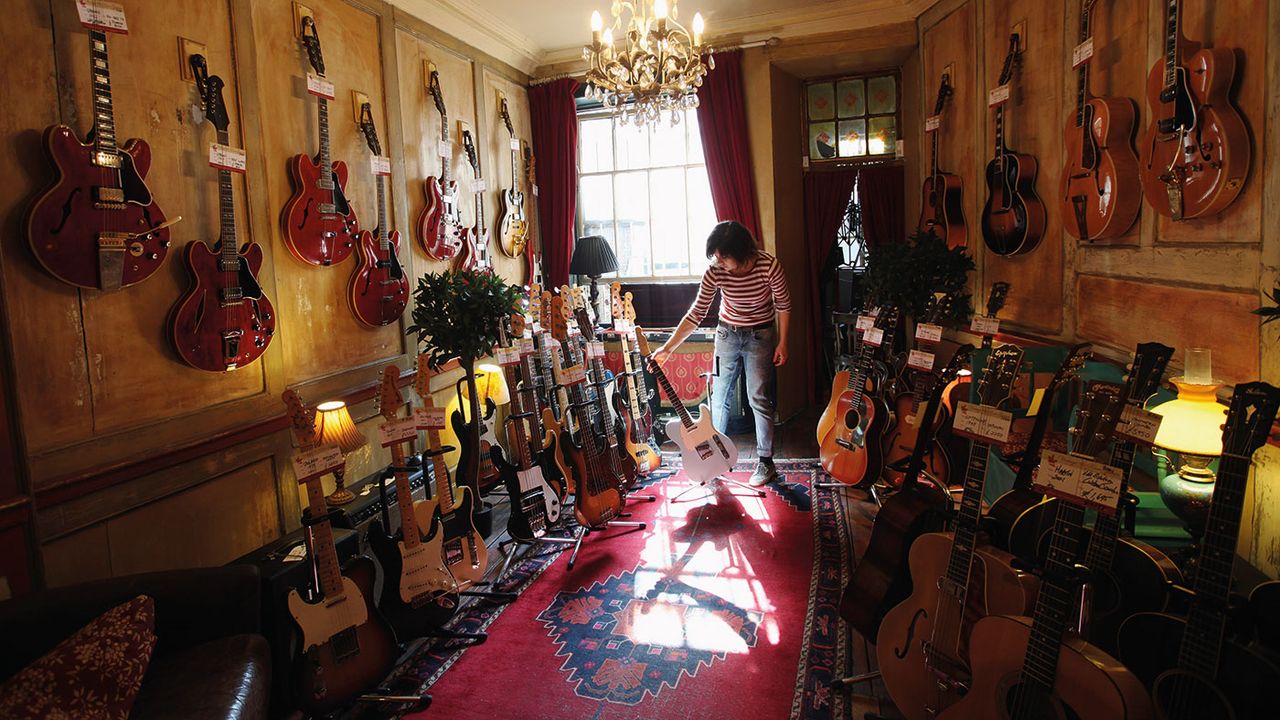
[[43, 523, 111, 589], [1076, 274, 1259, 383], [480, 67, 534, 284]]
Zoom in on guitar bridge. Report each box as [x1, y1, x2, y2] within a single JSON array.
[[222, 329, 243, 360], [1165, 181, 1184, 221], [329, 626, 361, 662], [96, 233, 128, 291]]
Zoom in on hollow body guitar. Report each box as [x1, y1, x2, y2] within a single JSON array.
[[982, 35, 1047, 257], [497, 98, 528, 258], [416, 66, 463, 261], [820, 308, 898, 485], [349, 108, 409, 327], [918, 74, 966, 249]]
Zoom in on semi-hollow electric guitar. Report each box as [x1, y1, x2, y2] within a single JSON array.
[[918, 74, 966, 249], [28, 27, 173, 291], [170, 58, 275, 373], [982, 34, 1047, 257], [458, 129, 490, 272], [497, 97, 528, 258], [348, 105, 409, 327], [416, 66, 464, 261], [819, 307, 898, 486]]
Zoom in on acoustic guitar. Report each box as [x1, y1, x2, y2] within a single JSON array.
[[458, 129, 490, 272], [1118, 382, 1280, 719], [416, 65, 464, 261], [882, 294, 954, 489], [819, 308, 899, 486], [1060, 0, 1141, 241], [981, 34, 1047, 257], [817, 307, 884, 445], [497, 97, 528, 258], [1139, 0, 1250, 221], [348, 106, 409, 327], [917, 74, 966, 249]]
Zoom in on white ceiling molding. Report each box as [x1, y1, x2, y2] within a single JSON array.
[[389, 0, 542, 75]]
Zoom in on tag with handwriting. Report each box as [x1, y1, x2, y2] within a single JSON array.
[[560, 363, 586, 384], [988, 84, 1011, 106], [474, 179, 487, 192], [292, 445, 344, 483], [916, 323, 943, 343], [1072, 37, 1095, 69], [414, 406, 446, 430], [370, 155, 391, 176], [952, 401, 1013, 443], [209, 143, 247, 173], [510, 138, 521, 151], [856, 315, 876, 331], [77, 0, 128, 33], [924, 115, 941, 133], [616, 318, 634, 333], [864, 328, 884, 347], [1116, 404, 1162, 445], [971, 315, 1000, 335], [495, 346, 520, 365], [907, 349, 936, 372], [1033, 449, 1124, 515], [586, 340, 606, 360], [306, 73, 335, 100], [517, 337, 535, 355], [438, 139, 453, 159], [379, 416, 418, 447]]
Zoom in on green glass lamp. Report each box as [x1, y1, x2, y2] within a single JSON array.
[[1150, 348, 1226, 543]]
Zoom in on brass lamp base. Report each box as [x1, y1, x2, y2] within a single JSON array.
[[326, 468, 355, 505]]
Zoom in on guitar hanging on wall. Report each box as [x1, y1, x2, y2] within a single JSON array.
[[981, 34, 1047, 257], [348, 103, 409, 327], [524, 142, 545, 285], [170, 56, 275, 373], [497, 96, 528, 258], [458, 128, 490, 272], [280, 16, 358, 267], [917, 74, 966, 249], [416, 64, 464, 261]]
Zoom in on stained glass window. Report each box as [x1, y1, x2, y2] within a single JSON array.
[[805, 72, 899, 163]]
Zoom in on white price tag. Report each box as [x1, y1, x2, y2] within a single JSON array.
[[616, 318, 634, 333], [916, 323, 944, 343], [533, 184, 539, 197], [209, 143, 247, 173], [952, 401, 1013, 444], [586, 340, 606, 360], [517, 337, 535, 355], [370, 155, 391, 176], [306, 73, 335, 100], [864, 328, 884, 347], [291, 445, 344, 482], [1116, 404, 1163, 445], [378, 417, 418, 447], [855, 315, 876, 331], [971, 315, 1001, 336], [1072, 37, 1095, 69], [510, 138, 521, 150], [925, 115, 941, 133], [414, 406, 447, 430], [907, 349, 936, 372], [1033, 449, 1124, 515], [438, 139, 453, 158], [561, 363, 586, 384], [76, 0, 128, 33], [442, 193, 455, 206], [988, 84, 1011, 107], [496, 346, 520, 365], [474, 179, 487, 192]]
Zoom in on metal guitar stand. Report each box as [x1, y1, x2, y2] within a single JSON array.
[[563, 517, 646, 570], [670, 370, 763, 504]]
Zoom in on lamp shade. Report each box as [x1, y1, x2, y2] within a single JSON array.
[[314, 401, 369, 455], [569, 235, 618, 277], [1151, 378, 1226, 457], [474, 364, 511, 405]]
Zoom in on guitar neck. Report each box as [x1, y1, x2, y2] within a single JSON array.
[[1075, 1, 1092, 124], [518, 352, 545, 440], [651, 358, 695, 429], [440, 113, 451, 181], [1163, 0, 1182, 91], [1081, 438, 1136, 574], [88, 30, 118, 158], [1019, 500, 1089, 694], [389, 442, 422, 549], [375, 174, 389, 251], [216, 128, 239, 266], [944, 439, 995, 588], [502, 361, 535, 468], [424, 421, 454, 514], [1010, 382, 1063, 491], [317, 96, 333, 180], [994, 103, 1007, 157], [303, 479, 346, 598]]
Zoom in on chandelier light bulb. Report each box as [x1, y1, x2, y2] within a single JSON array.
[[654, 0, 669, 21], [603, 27, 614, 46], [692, 12, 704, 43], [591, 10, 603, 32]]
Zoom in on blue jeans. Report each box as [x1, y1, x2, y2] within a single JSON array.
[[711, 324, 776, 457]]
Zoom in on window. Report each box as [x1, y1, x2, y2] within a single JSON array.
[[805, 73, 899, 163], [576, 109, 716, 279]]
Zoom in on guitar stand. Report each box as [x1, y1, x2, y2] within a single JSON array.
[[495, 534, 579, 585], [356, 690, 431, 712], [813, 478, 882, 507], [565, 519, 646, 570], [670, 472, 766, 504], [829, 670, 880, 688]]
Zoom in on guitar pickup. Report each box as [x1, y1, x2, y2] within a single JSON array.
[[93, 151, 121, 168], [316, 178, 335, 191], [94, 186, 126, 205], [318, 202, 337, 214], [221, 287, 244, 305]]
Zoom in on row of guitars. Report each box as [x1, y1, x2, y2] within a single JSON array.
[[920, 0, 1251, 256], [835, 338, 1280, 719]]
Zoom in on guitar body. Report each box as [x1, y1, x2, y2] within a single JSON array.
[[841, 485, 950, 641], [561, 429, 624, 527], [1084, 537, 1181, 656], [457, 226, 486, 272], [417, 484, 489, 588], [818, 369, 880, 446], [170, 241, 275, 372], [881, 392, 950, 489], [667, 407, 738, 485], [819, 388, 889, 486], [942, 614, 1152, 720], [366, 518, 458, 639], [281, 152, 358, 266], [984, 487, 1049, 557], [878, 533, 1037, 720], [1140, 48, 1250, 220], [491, 445, 562, 537], [498, 188, 527, 257], [348, 228, 409, 327], [417, 176, 463, 260], [286, 557, 396, 716], [615, 392, 661, 473], [982, 150, 1047, 256], [1060, 96, 1142, 241], [539, 407, 572, 498], [918, 173, 967, 248], [28, 127, 170, 289], [452, 398, 501, 492]]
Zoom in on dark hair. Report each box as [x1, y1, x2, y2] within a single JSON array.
[[704, 221, 757, 262]]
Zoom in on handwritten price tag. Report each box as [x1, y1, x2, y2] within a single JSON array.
[[370, 155, 391, 176], [916, 323, 943, 343], [924, 115, 941, 133], [474, 179, 487, 192], [378, 417, 418, 447], [510, 138, 521, 150], [952, 401, 1013, 444], [1117, 404, 1163, 445], [864, 328, 885, 347], [907, 350, 936, 372], [414, 406, 446, 430], [1072, 37, 1095, 69], [76, 0, 128, 33], [306, 73, 335, 100], [616, 318, 634, 333], [1033, 449, 1124, 515], [291, 445, 344, 483], [438, 139, 453, 158], [495, 346, 520, 365], [586, 340, 606, 360], [971, 315, 1001, 336], [560, 363, 587, 384], [209, 143, 247, 173], [517, 337, 535, 355], [856, 315, 876, 331], [988, 84, 1011, 107]]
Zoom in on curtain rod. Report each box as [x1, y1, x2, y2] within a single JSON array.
[[529, 37, 781, 85]]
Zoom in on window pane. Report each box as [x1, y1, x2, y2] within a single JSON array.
[[868, 116, 896, 156], [809, 122, 837, 160], [687, 109, 704, 164], [838, 119, 866, 157], [836, 79, 865, 118], [807, 82, 835, 121], [650, 118, 686, 167], [687, 165, 715, 276], [614, 171, 651, 276], [579, 117, 614, 173], [614, 122, 649, 170], [579, 174, 615, 245], [867, 75, 897, 114], [649, 168, 689, 276]]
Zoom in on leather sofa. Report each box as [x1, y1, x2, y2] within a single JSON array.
[[0, 566, 271, 720]]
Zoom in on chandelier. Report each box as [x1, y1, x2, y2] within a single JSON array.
[[582, 0, 713, 127]]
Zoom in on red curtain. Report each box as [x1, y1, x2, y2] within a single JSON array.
[[859, 163, 906, 248], [696, 50, 763, 244], [528, 78, 580, 288], [802, 169, 859, 401]]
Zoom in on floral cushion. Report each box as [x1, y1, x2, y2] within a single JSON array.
[[0, 595, 157, 720]]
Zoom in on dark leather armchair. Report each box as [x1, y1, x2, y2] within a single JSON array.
[[0, 566, 271, 720]]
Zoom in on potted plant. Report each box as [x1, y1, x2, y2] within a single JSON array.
[[862, 230, 975, 332], [408, 269, 522, 535]]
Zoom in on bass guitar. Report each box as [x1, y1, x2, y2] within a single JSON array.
[[416, 65, 464, 261], [281, 16, 357, 267], [943, 382, 1152, 720], [497, 97, 528, 258], [572, 290, 639, 491], [1119, 382, 1280, 719], [367, 365, 458, 639], [918, 74, 966, 249], [882, 294, 954, 489], [349, 106, 408, 327], [982, 34, 1047, 257], [617, 324, 661, 473], [1139, 0, 1250, 221], [1060, 0, 1141, 241], [451, 384, 500, 495], [510, 311, 569, 502], [171, 59, 275, 372], [819, 308, 898, 486], [458, 129, 490, 272], [623, 292, 658, 442], [28, 26, 173, 291]]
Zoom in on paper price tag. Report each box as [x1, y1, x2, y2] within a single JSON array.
[[291, 445, 344, 482], [988, 84, 1011, 107], [209, 143, 247, 173], [855, 315, 876, 331], [1072, 37, 1095, 69], [616, 318, 634, 333], [971, 315, 1000, 336], [438, 139, 453, 158], [306, 73, 335, 100], [1033, 449, 1124, 515], [533, 184, 539, 197], [952, 401, 1013, 444], [378, 417, 418, 447], [560, 364, 586, 384], [586, 340, 606, 360], [474, 179, 487, 192], [508, 138, 520, 151], [1117, 404, 1163, 445], [370, 155, 391, 176], [924, 115, 941, 133], [77, 0, 129, 33], [907, 350, 936, 372], [442, 193, 455, 206], [864, 328, 884, 347], [1026, 387, 1047, 417], [495, 346, 520, 365], [414, 406, 447, 430], [916, 323, 943, 343], [517, 337, 535, 355]]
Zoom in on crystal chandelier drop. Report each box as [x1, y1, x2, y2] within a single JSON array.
[[582, 0, 713, 127]]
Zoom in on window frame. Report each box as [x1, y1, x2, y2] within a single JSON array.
[[803, 69, 903, 165]]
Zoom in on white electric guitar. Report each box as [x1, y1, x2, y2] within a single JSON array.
[[636, 330, 738, 483]]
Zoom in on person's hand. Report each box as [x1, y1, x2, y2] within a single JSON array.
[[773, 343, 789, 367], [652, 348, 672, 367]]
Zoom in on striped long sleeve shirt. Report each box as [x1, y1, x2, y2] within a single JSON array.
[[683, 252, 792, 327]]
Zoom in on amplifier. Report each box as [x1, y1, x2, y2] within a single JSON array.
[[333, 460, 430, 532]]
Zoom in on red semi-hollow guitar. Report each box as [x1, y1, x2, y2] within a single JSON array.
[[416, 65, 464, 261], [348, 105, 409, 327]]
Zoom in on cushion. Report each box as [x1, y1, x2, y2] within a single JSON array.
[[0, 594, 157, 720]]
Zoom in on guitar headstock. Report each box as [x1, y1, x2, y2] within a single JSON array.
[[998, 33, 1021, 85], [1048, 343, 1093, 393], [878, 306, 901, 335], [415, 353, 438, 410], [282, 389, 319, 447], [634, 328, 652, 357], [462, 128, 479, 175], [378, 365, 403, 421], [510, 312, 527, 339], [1124, 342, 1174, 406], [977, 344, 1025, 407], [358, 103, 381, 156], [539, 290, 554, 330], [939, 344, 975, 385], [986, 282, 1011, 317], [427, 67, 446, 118], [190, 56, 230, 134], [569, 285, 585, 313], [931, 73, 951, 115], [610, 282, 623, 321], [924, 293, 954, 326], [299, 16, 325, 76], [1073, 382, 1126, 458], [500, 96, 515, 137], [623, 292, 636, 323], [1222, 382, 1280, 459], [549, 295, 569, 343]]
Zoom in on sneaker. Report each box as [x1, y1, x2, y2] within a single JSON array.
[[749, 461, 778, 487]]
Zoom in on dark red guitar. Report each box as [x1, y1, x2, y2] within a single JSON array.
[[28, 28, 173, 291], [280, 16, 357, 267], [415, 65, 463, 261], [170, 58, 275, 372], [457, 129, 490, 272], [348, 105, 408, 327]]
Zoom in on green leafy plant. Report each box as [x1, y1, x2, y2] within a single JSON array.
[[862, 230, 975, 324], [1253, 287, 1280, 325]]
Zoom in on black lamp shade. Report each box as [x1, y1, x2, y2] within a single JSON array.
[[569, 235, 618, 277]]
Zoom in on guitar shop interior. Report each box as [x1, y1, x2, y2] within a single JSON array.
[[1, 1, 1278, 719]]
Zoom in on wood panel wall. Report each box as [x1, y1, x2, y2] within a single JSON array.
[[0, 0, 535, 589]]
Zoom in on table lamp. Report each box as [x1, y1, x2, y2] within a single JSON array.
[[1150, 348, 1226, 545], [474, 363, 511, 406], [569, 235, 618, 319], [314, 400, 369, 505]]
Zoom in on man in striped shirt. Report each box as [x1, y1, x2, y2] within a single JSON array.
[[653, 221, 792, 486]]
